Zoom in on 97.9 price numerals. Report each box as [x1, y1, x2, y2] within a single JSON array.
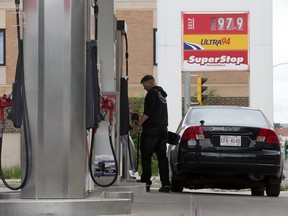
[[210, 17, 244, 31]]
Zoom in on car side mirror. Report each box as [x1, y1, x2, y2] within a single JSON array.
[[167, 131, 180, 145]]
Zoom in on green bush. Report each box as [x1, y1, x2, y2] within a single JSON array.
[[281, 182, 288, 191], [2, 165, 21, 179]]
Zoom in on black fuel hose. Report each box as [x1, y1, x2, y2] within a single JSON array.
[[122, 33, 140, 173], [0, 96, 30, 190], [0, 117, 30, 190], [89, 125, 118, 187]]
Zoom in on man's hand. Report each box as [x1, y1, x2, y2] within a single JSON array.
[[134, 124, 141, 134]]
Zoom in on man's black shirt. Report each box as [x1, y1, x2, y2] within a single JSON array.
[[143, 86, 168, 129]]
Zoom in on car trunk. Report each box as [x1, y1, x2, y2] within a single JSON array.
[[190, 125, 281, 165]]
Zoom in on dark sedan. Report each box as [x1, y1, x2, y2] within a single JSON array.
[[169, 106, 284, 197]]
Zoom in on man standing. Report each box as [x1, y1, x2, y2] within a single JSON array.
[[135, 75, 170, 193]]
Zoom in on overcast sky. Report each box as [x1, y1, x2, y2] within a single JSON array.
[[273, 0, 288, 123]]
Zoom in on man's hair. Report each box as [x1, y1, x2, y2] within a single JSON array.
[[140, 75, 155, 84]]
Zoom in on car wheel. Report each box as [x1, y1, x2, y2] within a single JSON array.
[[251, 187, 264, 196], [266, 183, 280, 197], [171, 180, 184, 192], [171, 173, 184, 192]]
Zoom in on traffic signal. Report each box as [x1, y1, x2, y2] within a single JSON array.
[[285, 144, 288, 155], [197, 76, 208, 105]]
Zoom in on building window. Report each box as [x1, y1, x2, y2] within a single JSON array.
[[153, 28, 157, 66], [0, 29, 5, 66]]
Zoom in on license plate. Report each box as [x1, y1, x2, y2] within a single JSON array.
[[220, 136, 241, 146]]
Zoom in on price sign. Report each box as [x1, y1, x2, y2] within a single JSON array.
[[182, 12, 249, 72]]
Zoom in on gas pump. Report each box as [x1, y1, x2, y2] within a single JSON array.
[[117, 20, 141, 180], [89, 16, 140, 186]]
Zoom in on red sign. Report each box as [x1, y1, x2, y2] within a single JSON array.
[[182, 12, 249, 72]]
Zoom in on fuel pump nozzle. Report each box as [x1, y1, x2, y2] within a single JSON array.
[[0, 94, 12, 136], [129, 111, 139, 126], [100, 95, 115, 124]]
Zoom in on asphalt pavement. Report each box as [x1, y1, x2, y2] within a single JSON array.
[[1, 160, 288, 215]]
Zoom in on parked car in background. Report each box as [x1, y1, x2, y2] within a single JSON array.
[[169, 106, 284, 197]]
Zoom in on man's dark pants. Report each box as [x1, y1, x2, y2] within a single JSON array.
[[140, 127, 170, 186]]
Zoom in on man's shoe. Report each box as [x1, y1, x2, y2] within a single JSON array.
[[136, 180, 151, 192], [146, 185, 151, 192], [158, 185, 170, 193]]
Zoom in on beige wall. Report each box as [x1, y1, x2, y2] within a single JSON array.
[[2, 133, 21, 167], [0, 10, 5, 27], [0, 67, 6, 84], [189, 71, 249, 97], [5, 7, 19, 85]]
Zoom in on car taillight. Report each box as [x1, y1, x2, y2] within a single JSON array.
[[256, 128, 279, 143], [181, 126, 205, 141]]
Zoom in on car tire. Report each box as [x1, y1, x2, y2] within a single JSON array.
[[266, 183, 280, 197], [171, 173, 185, 192], [171, 180, 184, 192], [251, 187, 264, 196]]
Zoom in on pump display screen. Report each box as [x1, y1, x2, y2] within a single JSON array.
[[182, 12, 249, 72]]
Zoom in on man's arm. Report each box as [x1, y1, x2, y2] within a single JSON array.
[[138, 114, 149, 127]]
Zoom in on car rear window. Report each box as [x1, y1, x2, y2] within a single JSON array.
[[185, 108, 270, 128]]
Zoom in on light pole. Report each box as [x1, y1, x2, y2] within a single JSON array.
[[273, 63, 288, 68], [273, 62, 288, 123], [183, 72, 199, 113]]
